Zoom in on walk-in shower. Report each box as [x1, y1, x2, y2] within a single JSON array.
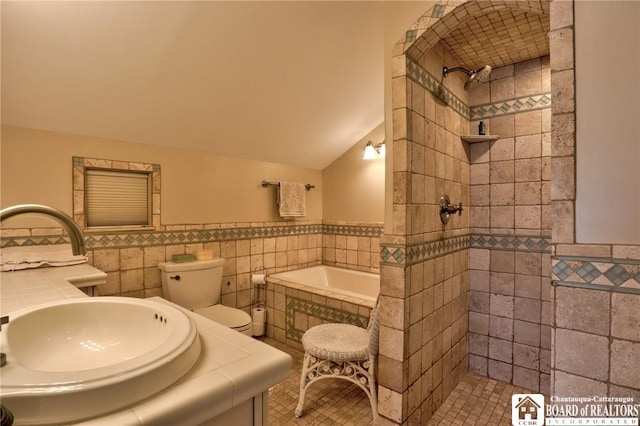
[[442, 65, 492, 90]]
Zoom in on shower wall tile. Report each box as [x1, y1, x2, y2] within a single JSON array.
[[467, 56, 551, 395], [384, 38, 470, 424]]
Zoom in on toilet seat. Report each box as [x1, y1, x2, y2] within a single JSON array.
[[194, 304, 252, 336]]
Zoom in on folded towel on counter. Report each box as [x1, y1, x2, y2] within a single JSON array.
[[278, 182, 307, 219], [0, 245, 88, 271]]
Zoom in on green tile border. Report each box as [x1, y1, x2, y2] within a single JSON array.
[[406, 58, 552, 123], [323, 224, 383, 238], [553, 256, 640, 294], [285, 296, 368, 343], [407, 58, 470, 119], [0, 223, 383, 250], [381, 235, 470, 267], [470, 234, 551, 253], [470, 93, 551, 120]]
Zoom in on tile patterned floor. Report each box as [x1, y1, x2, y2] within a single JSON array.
[[264, 337, 535, 426]]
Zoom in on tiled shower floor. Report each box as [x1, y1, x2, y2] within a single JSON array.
[[264, 337, 535, 425]]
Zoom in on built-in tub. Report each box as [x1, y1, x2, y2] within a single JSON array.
[[266, 266, 379, 347], [269, 265, 379, 301]]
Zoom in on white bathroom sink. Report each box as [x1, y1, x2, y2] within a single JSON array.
[[0, 297, 201, 425]]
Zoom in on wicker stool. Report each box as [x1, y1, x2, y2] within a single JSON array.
[[294, 298, 380, 424]]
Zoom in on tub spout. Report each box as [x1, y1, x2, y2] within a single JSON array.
[[0, 204, 86, 256]]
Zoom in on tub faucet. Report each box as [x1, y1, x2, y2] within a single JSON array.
[[0, 204, 86, 256]]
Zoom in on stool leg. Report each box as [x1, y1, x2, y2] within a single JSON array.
[[294, 352, 312, 418]]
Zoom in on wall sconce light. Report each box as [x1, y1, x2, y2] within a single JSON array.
[[363, 140, 386, 160]]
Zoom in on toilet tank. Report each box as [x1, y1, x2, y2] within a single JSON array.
[[158, 258, 225, 310]]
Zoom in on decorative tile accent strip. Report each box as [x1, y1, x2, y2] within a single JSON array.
[[285, 296, 368, 343], [381, 235, 470, 267], [553, 256, 640, 294], [405, 29, 417, 43], [431, 4, 446, 18], [0, 222, 382, 250], [407, 57, 552, 123], [1, 224, 324, 250], [406, 58, 470, 119], [470, 234, 552, 253], [470, 93, 551, 120], [322, 224, 383, 238]]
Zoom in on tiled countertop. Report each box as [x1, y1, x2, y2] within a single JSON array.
[[0, 264, 292, 425]]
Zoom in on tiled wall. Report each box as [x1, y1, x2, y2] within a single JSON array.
[[467, 57, 552, 394], [322, 221, 383, 274], [552, 249, 640, 399], [549, 0, 640, 400], [264, 278, 375, 349], [0, 221, 382, 316], [381, 38, 470, 424]]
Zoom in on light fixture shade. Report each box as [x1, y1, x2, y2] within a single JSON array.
[[378, 143, 386, 159], [363, 142, 377, 160]]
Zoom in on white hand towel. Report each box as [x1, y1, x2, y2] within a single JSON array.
[[278, 182, 307, 219], [0, 244, 88, 271]]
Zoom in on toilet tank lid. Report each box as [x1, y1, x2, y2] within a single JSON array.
[[158, 258, 225, 272]]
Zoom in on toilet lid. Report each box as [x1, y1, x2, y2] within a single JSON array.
[[194, 305, 252, 329]]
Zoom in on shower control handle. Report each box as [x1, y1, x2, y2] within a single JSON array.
[[169, 275, 181, 281], [439, 195, 463, 225]]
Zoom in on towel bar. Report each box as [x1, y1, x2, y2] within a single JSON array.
[[261, 180, 315, 191]]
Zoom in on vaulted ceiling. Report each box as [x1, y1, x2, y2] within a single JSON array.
[[2, 1, 550, 171]]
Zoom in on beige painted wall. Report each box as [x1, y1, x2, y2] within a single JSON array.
[[575, 0, 640, 243], [1, 126, 322, 226], [322, 122, 385, 222]]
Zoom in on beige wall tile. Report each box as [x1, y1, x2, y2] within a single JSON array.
[[121, 269, 144, 293], [556, 287, 610, 335], [555, 328, 609, 381], [489, 115, 515, 138], [488, 359, 512, 383], [491, 77, 515, 102], [514, 320, 540, 347], [490, 161, 514, 183], [120, 247, 144, 270], [513, 366, 539, 392], [93, 249, 120, 272], [490, 294, 514, 318], [515, 70, 542, 97], [610, 340, 640, 389], [489, 337, 512, 363], [611, 293, 640, 341]]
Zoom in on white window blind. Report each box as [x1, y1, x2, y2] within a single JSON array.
[[85, 169, 150, 227]]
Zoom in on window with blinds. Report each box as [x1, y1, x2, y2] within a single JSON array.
[[85, 169, 151, 228]]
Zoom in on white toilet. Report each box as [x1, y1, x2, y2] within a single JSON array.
[[158, 258, 253, 336]]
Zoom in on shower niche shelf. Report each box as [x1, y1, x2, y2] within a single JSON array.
[[461, 135, 499, 143]]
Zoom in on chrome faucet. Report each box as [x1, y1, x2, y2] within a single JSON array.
[[0, 204, 86, 255]]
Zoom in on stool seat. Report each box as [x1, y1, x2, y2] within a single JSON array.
[[302, 323, 370, 362]]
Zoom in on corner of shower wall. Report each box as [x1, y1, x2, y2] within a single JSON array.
[[379, 2, 473, 423]]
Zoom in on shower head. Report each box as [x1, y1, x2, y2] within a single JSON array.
[[442, 65, 492, 90]]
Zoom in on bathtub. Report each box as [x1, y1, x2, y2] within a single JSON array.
[[266, 266, 379, 345], [269, 265, 379, 301]]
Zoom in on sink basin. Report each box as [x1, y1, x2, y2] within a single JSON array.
[[0, 297, 201, 425]]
